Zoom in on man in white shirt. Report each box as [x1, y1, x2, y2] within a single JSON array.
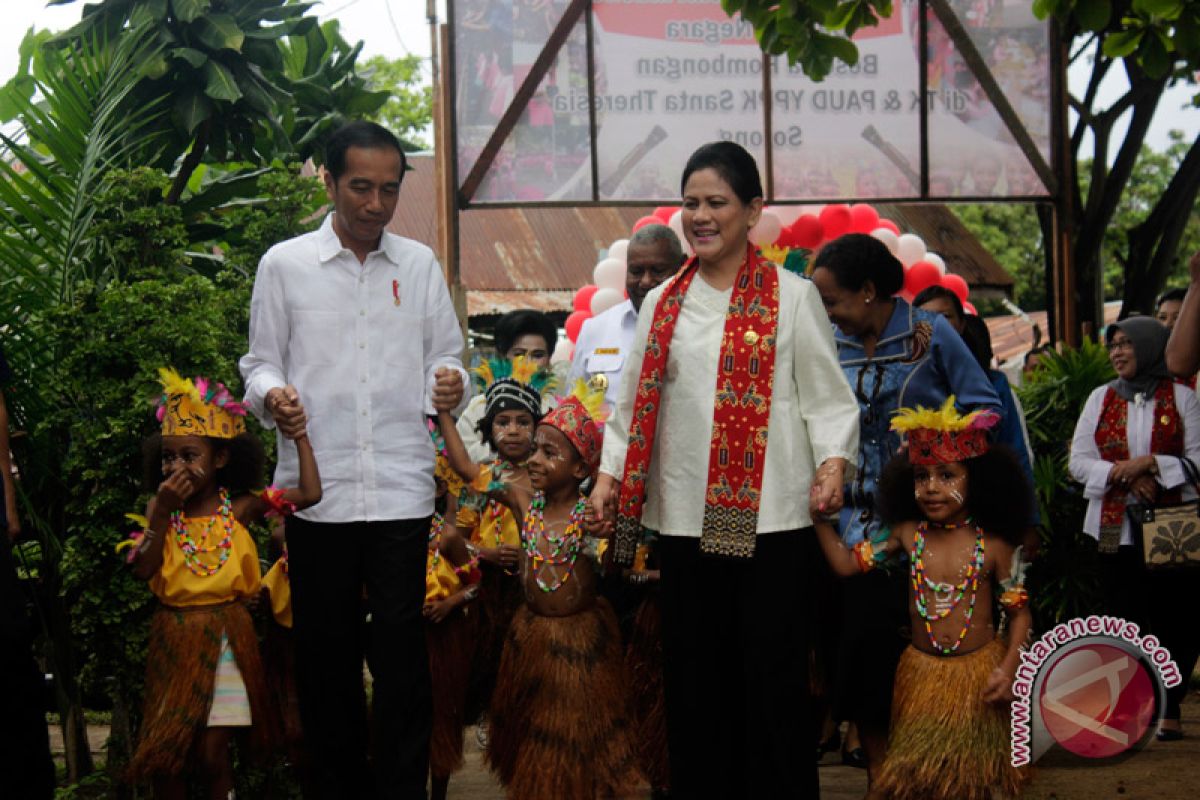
[[569, 224, 686, 407], [240, 121, 467, 798]]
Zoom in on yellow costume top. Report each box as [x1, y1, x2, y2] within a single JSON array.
[[456, 462, 520, 549], [261, 558, 292, 628], [149, 514, 261, 607]]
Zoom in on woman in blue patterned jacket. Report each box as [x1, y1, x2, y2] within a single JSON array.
[[810, 233, 1001, 786]]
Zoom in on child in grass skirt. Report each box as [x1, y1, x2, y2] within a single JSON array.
[[814, 398, 1032, 800], [440, 381, 640, 799], [456, 356, 554, 722], [123, 368, 321, 796]]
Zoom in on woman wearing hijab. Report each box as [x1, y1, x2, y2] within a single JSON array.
[[592, 141, 860, 797], [1069, 316, 1200, 740]]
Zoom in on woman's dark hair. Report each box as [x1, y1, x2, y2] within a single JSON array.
[[913, 285, 965, 321], [680, 141, 763, 205], [877, 444, 1031, 545], [1158, 287, 1187, 307], [325, 120, 407, 182], [960, 314, 994, 371], [142, 432, 267, 495], [813, 233, 904, 297], [494, 309, 557, 358]]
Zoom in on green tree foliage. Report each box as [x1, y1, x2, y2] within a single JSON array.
[[956, 204, 1047, 310], [1017, 340, 1115, 625], [361, 54, 434, 151], [36, 1, 386, 201]]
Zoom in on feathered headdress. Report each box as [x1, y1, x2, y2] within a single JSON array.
[[156, 367, 247, 439], [473, 355, 556, 421], [540, 379, 610, 473], [890, 396, 998, 465]]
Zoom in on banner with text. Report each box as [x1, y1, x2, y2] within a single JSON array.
[[451, 0, 1053, 204]]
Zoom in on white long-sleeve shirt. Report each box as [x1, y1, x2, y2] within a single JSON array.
[[599, 269, 860, 536], [239, 214, 468, 523], [1068, 382, 1200, 545]]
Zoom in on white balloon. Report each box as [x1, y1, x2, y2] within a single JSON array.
[[590, 287, 623, 316], [551, 338, 573, 364], [749, 209, 783, 246], [870, 228, 900, 255], [896, 233, 927, 267], [607, 239, 629, 262], [668, 210, 694, 257], [592, 257, 626, 291], [925, 253, 946, 274]]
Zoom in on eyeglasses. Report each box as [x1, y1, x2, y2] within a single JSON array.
[[1106, 339, 1133, 352]]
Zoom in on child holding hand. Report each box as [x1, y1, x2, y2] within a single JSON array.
[[814, 398, 1031, 800], [125, 369, 320, 797]]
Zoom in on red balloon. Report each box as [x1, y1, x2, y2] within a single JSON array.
[[819, 204, 852, 240], [652, 206, 677, 223], [904, 261, 941, 297], [876, 219, 900, 235], [632, 215, 660, 234], [849, 204, 880, 233], [940, 273, 970, 303], [963, 301, 978, 316], [565, 310, 590, 343], [573, 285, 599, 313], [792, 215, 824, 249]]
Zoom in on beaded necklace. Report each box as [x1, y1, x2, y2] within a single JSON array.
[[521, 491, 586, 593], [427, 511, 445, 573], [170, 487, 234, 577], [911, 520, 985, 655]]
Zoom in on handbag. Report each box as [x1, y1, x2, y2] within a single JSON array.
[[1126, 456, 1200, 571]]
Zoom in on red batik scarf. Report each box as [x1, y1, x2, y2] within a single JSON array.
[[1095, 380, 1182, 535], [613, 243, 779, 563]]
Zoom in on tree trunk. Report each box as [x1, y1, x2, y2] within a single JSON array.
[[1070, 69, 1166, 337], [1120, 133, 1200, 316], [164, 120, 212, 206], [44, 566, 94, 782]]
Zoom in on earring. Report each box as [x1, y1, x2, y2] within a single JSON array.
[[865, 297, 873, 304], [914, 490, 921, 500]]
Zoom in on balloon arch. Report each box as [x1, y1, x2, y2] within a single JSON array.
[[554, 203, 974, 363]]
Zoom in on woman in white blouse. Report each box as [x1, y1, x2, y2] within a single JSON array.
[[1069, 316, 1200, 740], [590, 141, 860, 796]]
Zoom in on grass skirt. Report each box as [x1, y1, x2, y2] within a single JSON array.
[[486, 599, 641, 799], [626, 591, 669, 790], [427, 607, 474, 778], [262, 619, 303, 765], [466, 565, 522, 721], [127, 602, 273, 782], [874, 640, 1029, 800]]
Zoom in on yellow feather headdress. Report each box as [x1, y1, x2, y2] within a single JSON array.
[[156, 367, 247, 439], [890, 396, 998, 465]]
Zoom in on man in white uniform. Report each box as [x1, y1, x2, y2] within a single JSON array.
[[569, 224, 686, 406]]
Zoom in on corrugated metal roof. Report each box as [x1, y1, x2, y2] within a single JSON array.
[[467, 289, 575, 317], [987, 302, 1120, 364]]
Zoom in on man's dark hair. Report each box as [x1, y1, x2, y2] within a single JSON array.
[[494, 310, 557, 358], [325, 121, 407, 182], [1158, 287, 1187, 308]]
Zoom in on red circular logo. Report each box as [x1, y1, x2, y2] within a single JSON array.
[[1038, 643, 1156, 759]]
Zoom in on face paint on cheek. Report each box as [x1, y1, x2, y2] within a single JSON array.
[[950, 489, 965, 507]]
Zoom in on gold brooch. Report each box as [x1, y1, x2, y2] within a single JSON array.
[[743, 330, 760, 346]]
